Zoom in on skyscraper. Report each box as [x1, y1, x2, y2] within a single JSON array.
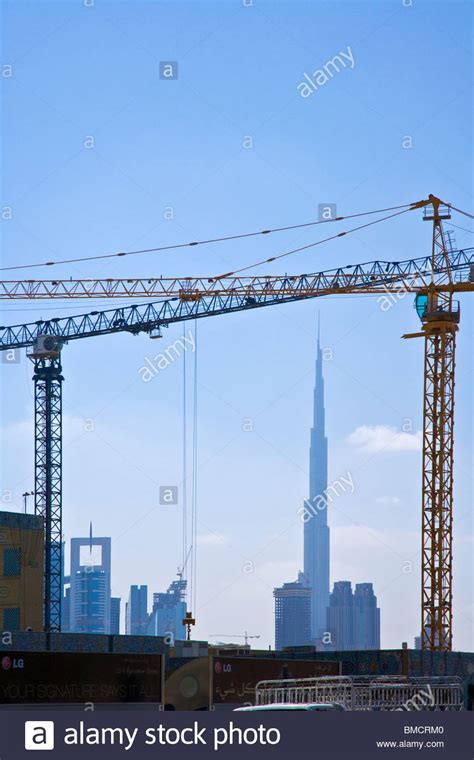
[[327, 581, 381, 650], [62, 585, 71, 631], [125, 585, 148, 635], [274, 572, 312, 650], [61, 539, 70, 632], [110, 597, 121, 634], [303, 322, 330, 642], [353, 583, 380, 650], [327, 580, 355, 650], [147, 577, 187, 641], [69, 535, 111, 634]]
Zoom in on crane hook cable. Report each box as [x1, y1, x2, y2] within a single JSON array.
[[0, 202, 414, 273]]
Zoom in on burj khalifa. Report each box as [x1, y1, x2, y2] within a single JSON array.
[[303, 323, 330, 642]]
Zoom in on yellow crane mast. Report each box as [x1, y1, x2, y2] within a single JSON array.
[[404, 196, 461, 650]]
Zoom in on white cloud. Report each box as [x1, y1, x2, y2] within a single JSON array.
[[375, 496, 402, 506], [347, 425, 422, 453]]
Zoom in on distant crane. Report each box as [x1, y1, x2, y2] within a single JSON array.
[[178, 546, 196, 641], [177, 545, 193, 582], [210, 632, 261, 646]]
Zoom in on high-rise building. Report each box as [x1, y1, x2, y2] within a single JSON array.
[[327, 581, 354, 650], [0, 511, 44, 631], [273, 322, 382, 651], [110, 597, 121, 634], [147, 577, 187, 641], [69, 535, 111, 634], [274, 572, 312, 650], [125, 585, 148, 635], [303, 323, 330, 642], [62, 585, 71, 631], [353, 583, 380, 649], [61, 539, 71, 631], [327, 581, 381, 650]]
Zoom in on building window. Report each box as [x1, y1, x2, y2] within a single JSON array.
[[3, 548, 21, 577], [3, 607, 20, 631]]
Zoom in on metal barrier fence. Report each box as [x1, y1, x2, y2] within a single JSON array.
[[255, 675, 464, 711]]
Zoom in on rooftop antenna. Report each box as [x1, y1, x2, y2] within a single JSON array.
[[22, 490, 34, 514]]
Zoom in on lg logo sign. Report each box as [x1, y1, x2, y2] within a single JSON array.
[[1, 656, 11, 670], [24, 721, 55, 751], [1, 655, 24, 670]]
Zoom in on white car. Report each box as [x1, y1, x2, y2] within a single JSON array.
[[234, 703, 347, 711]]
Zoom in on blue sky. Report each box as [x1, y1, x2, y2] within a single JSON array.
[[1, 0, 472, 649]]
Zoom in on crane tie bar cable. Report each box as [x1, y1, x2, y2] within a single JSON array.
[[0, 203, 414, 273], [448, 204, 474, 220], [210, 207, 412, 279]]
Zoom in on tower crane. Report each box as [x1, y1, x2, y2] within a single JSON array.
[[210, 632, 261, 646], [0, 195, 472, 649]]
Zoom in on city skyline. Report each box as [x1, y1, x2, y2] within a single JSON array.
[[62, 530, 189, 639]]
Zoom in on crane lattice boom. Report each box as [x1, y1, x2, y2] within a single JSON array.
[[0, 250, 473, 351], [0, 249, 472, 300]]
